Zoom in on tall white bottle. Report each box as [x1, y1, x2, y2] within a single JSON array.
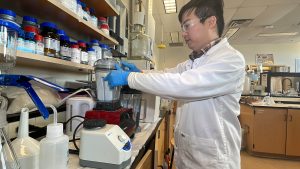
[[10, 108, 40, 169], [39, 105, 69, 169]]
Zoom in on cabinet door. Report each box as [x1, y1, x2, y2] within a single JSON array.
[[155, 118, 166, 168], [286, 109, 300, 156], [239, 104, 255, 151], [135, 150, 153, 169], [253, 108, 287, 155]]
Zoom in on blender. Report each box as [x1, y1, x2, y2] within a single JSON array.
[[85, 58, 136, 137]]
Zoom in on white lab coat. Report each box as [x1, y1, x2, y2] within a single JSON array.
[[128, 38, 245, 169]]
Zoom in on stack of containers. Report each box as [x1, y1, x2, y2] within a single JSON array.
[[87, 48, 96, 66], [98, 17, 109, 35], [40, 22, 59, 58], [81, 2, 90, 21], [60, 35, 71, 61], [78, 40, 88, 65], [76, 0, 84, 20], [90, 39, 102, 60], [89, 8, 98, 27], [22, 16, 39, 54], [0, 8, 21, 70], [70, 42, 81, 63]]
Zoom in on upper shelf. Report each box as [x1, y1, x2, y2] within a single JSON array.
[[16, 51, 94, 73], [0, 0, 118, 45], [84, 0, 119, 17]]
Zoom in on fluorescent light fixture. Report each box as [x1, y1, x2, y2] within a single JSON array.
[[224, 28, 239, 39], [163, 0, 177, 14], [258, 32, 298, 37]]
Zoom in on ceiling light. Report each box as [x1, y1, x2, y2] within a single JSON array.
[[258, 32, 298, 37], [224, 28, 239, 39], [163, 0, 177, 14]]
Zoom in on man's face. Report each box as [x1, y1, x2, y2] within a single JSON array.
[[181, 10, 215, 53]]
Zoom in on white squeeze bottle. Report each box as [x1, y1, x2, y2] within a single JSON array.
[[39, 105, 69, 169], [10, 108, 40, 169]]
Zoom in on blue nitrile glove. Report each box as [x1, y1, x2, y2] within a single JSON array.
[[121, 61, 141, 72], [104, 64, 130, 87]]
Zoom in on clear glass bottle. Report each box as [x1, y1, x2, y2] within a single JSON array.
[[88, 48, 96, 66], [34, 35, 44, 55], [78, 41, 88, 64], [40, 22, 59, 57], [71, 44, 81, 63], [60, 36, 71, 60]]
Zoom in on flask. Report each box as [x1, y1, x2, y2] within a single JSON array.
[[39, 106, 69, 169]]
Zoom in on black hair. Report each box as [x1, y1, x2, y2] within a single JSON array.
[[178, 0, 225, 37]]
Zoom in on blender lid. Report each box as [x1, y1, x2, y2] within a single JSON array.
[[94, 58, 118, 69], [0, 19, 20, 32]]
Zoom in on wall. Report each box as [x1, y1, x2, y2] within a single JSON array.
[[156, 42, 300, 72], [233, 43, 300, 72]]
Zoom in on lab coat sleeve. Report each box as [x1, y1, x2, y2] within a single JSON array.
[[127, 52, 245, 101], [142, 61, 189, 74]]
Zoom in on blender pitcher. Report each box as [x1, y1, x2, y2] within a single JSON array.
[[94, 58, 120, 102]]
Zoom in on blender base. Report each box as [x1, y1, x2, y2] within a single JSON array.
[[85, 108, 136, 138]]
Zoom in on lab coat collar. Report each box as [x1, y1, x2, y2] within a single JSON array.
[[189, 38, 222, 61]]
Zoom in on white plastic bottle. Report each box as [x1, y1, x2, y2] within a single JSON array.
[[10, 108, 40, 169], [39, 105, 69, 169]]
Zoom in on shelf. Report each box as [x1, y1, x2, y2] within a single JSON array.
[[16, 51, 94, 73], [84, 0, 119, 17], [0, 0, 118, 45]]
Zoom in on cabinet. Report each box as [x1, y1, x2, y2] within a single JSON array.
[[135, 150, 153, 169], [155, 117, 166, 168], [252, 108, 286, 154], [240, 104, 300, 158], [286, 109, 300, 156]]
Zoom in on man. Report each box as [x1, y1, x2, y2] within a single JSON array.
[[104, 0, 245, 168]]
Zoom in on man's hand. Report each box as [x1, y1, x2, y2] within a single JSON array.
[[121, 61, 141, 72], [104, 64, 130, 87]]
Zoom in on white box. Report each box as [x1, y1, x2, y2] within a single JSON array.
[[140, 93, 160, 123]]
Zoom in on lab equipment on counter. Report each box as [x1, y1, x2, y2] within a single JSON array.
[[7, 108, 39, 169], [87, 59, 136, 137], [39, 105, 69, 169], [66, 97, 95, 136], [79, 124, 131, 169]]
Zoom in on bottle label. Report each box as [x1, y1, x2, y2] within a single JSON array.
[[44, 37, 54, 50], [36, 42, 44, 55], [60, 46, 70, 57], [25, 40, 35, 53], [71, 48, 81, 63], [81, 51, 88, 62]]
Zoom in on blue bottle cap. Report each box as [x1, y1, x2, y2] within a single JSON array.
[[87, 48, 95, 52], [23, 16, 38, 24], [25, 32, 35, 39], [57, 29, 66, 36], [0, 9, 16, 18], [81, 2, 86, 8], [0, 19, 20, 32], [40, 22, 57, 29], [99, 43, 105, 48], [77, 0, 81, 4], [91, 39, 99, 44], [60, 35, 70, 41], [90, 8, 95, 15], [18, 29, 25, 38], [78, 40, 85, 43]]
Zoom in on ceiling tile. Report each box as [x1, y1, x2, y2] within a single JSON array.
[[241, 0, 300, 7], [249, 4, 298, 27], [232, 6, 266, 20], [224, 0, 245, 8]]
